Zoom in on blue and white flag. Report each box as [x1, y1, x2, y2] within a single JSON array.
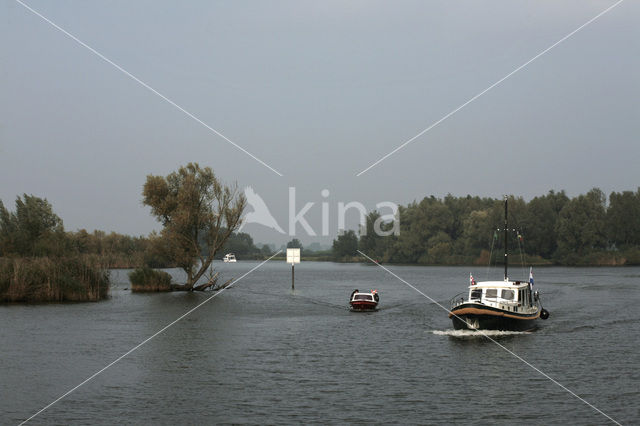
[[529, 267, 534, 287]]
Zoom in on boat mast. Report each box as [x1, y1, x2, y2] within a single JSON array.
[[504, 195, 508, 281]]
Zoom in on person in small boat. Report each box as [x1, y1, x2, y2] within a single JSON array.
[[350, 289, 359, 300]]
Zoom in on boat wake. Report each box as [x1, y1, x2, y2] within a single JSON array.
[[431, 329, 532, 338]]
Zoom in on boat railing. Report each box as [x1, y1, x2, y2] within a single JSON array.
[[449, 292, 467, 309]]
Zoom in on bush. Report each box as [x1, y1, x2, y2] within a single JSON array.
[[128, 267, 172, 292]]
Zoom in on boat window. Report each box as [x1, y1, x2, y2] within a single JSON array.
[[485, 289, 498, 299], [470, 289, 482, 300], [501, 289, 514, 300], [354, 294, 373, 301]]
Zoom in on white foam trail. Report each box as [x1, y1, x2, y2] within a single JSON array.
[[432, 329, 531, 337]]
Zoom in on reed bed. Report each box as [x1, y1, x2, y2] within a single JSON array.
[[0, 256, 110, 302], [128, 267, 172, 292]]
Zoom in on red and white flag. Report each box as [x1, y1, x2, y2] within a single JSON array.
[[470, 273, 476, 285]]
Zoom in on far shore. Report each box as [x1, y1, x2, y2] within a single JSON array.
[[131, 255, 633, 267]]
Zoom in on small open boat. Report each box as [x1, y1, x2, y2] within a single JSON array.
[[349, 289, 379, 311], [223, 253, 237, 263]]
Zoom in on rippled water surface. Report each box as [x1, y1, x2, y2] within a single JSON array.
[[2, 262, 639, 424]]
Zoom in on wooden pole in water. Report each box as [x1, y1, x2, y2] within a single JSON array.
[[291, 264, 295, 290]]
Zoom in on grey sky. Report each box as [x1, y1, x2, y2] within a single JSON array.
[[1, 0, 638, 246]]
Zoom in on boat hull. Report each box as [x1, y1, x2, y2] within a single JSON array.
[[449, 303, 539, 331], [350, 301, 378, 311]]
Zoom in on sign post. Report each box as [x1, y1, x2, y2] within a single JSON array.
[[286, 248, 300, 290]]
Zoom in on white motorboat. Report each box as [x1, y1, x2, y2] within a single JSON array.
[[223, 253, 237, 263]]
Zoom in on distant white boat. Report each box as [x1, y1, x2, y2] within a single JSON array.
[[223, 253, 237, 263]]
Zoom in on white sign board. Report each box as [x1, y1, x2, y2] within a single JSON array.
[[286, 248, 301, 264]]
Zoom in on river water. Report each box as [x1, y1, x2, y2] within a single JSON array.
[[1, 262, 639, 424]]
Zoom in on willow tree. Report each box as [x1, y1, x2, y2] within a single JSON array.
[[142, 163, 246, 290]]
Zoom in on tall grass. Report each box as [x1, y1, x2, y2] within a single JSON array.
[[0, 256, 110, 302]]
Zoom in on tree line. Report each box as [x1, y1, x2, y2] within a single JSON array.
[[333, 188, 640, 266], [0, 196, 262, 268], [0, 194, 166, 267], [3, 180, 640, 301], [4, 187, 639, 270]]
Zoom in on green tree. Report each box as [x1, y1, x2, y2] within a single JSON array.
[[142, 163, 246, 290], [0, 195, 65, 256], [220, 232, 260, 257], [425, 231, 453, 264], [286, 238, 303, 250], [358, 211, 392, 260], [260, 244, 274, 256], [523, 190, 568, 258], [444, 194, 496, 241], [0, 200, 16, 255], [461, 209, 494, 255], [391, 197, 453, 263], [607, 189, 640, 248], [556, 188, 607, 259], [332, 230, 358, 259]]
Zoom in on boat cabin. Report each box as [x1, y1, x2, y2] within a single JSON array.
[[352, 293, 376, 302], [468, 281, 534, 313]]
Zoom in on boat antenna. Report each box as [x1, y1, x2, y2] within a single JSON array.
[[504, 195, 508, 281]]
